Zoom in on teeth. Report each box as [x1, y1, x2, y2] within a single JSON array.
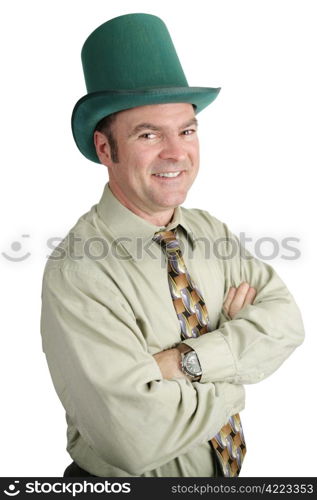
[[154, 172, 181, 178]]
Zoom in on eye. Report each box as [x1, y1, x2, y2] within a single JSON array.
[[139, 132, 157, 140], [182, 128, 196, 136]]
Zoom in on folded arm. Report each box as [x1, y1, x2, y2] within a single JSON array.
[[182, 223, 305, 385], [154, 282, 256, 380], [40, 266, 244, 476]]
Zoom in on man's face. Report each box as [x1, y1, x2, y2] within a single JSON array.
[[95, 102, 200, 224]]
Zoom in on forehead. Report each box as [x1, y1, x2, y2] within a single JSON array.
[[114, 102, 196, 130]]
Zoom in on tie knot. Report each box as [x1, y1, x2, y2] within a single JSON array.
[[153, 228, 181, 252]]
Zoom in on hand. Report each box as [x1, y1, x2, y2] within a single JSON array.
[[223, 282, 257, 319]]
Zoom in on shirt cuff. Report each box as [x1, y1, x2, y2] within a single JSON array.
[[181, 331, 236, 383]]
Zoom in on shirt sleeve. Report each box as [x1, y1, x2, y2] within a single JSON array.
[[40, 265, 244, 476], [182, 220, 305, 385]]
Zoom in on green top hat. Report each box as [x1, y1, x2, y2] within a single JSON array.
[[72, 13, 220, 163]]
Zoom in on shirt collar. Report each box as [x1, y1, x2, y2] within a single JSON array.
[[96, 183, 196, 259]]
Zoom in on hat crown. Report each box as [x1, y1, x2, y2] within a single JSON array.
[[81, 13, 188, 93]]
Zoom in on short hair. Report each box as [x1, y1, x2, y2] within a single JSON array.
[[95, 112, 119, 163]]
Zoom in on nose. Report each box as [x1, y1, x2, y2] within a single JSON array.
[[158, 136, 187, 162]]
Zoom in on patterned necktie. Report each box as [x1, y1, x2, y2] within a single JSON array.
[[153, 227, 247, 477]]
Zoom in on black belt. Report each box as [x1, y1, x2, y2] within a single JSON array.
[[63, 461, 96, 477]]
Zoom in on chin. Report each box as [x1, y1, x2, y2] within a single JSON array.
[[159, 194, 187, 208]]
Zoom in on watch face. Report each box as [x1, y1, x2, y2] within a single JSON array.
[[184, 351, 202, 376]]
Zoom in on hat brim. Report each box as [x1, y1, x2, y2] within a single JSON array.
[[71, 86, 221, 163]]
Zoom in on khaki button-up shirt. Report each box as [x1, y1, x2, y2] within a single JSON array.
[[40, 183, 304, 477]]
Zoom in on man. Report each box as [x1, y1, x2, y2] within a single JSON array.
[[40, 13, 304, 477]]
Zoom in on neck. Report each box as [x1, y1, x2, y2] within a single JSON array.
[[108, 183, 175, 227]]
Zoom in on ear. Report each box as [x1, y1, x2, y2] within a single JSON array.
[[94, 130, 113, 166]]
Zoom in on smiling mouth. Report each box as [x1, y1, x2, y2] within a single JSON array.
[[152, 171, 183, 178]]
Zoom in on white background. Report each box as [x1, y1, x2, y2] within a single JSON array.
[[0, 0, 316, 477]]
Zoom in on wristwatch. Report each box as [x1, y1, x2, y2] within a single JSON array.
[[176, 344, 202, 381]]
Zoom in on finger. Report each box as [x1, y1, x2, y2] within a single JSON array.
[[223, 287, 236, 315], [243, 287, 257, 307], [229, 282, 250, 317]]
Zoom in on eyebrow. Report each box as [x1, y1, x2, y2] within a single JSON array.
[[128, 118, 198, 137]]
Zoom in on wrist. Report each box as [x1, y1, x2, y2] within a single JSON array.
[[176, 343, 202, 382]]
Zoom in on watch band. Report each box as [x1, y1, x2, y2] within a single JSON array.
[[176, 343, 193, 355]]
